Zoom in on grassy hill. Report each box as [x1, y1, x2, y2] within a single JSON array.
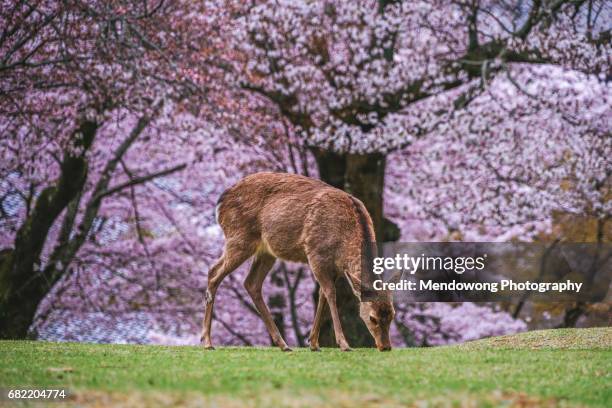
[[1, 328, 610, 407]]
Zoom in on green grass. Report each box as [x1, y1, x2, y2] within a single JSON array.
[[1, 328, 610, 407]]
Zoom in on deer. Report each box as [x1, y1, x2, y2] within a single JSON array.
[[200, 172, 395, 352]]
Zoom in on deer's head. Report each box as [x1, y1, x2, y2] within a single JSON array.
[[359, 299, 394, 351]]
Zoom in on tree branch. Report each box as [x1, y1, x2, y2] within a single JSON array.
[[93, 163, 187, 203]]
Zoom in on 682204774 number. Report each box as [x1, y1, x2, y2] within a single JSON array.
[[6, 389, 68, 400]]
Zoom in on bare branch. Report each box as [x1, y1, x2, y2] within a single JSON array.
[[94, 163, 187, 202]]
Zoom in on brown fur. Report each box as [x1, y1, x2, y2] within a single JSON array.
[[200, 172, 394, 351]]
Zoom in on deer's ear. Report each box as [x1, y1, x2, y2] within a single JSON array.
[[389, 271, 403, 284], [369, 315, 378, 325]]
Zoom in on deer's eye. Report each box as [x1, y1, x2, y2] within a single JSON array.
[[369, 315, 378, 325]]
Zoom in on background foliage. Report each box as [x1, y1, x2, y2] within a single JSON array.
[[0, 0, 610, 346]]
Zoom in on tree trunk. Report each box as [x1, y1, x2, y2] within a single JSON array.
[[557, 302, 586, 328], [310, 148, 398, 347], [344, 153, 386, 240], [0, 121, 97, 339]]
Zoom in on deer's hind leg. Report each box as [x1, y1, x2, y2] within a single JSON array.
[[244, 251, 291, 351], [308, 286, 327, 351], [201, 238, 256, 349]]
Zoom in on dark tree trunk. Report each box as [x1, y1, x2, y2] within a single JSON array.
[[344, 153, 386, 240], [0, 121, 97, 339], [557, 302, 586, 328], [310, 148, 398, 347], [556, 218, 607, 329]]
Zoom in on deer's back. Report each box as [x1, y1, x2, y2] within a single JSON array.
[[216, 172, 363, 263]]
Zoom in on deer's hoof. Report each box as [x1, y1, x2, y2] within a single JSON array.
[[310, 346, 321, 352], [340, 347, 353, 352], [203, 345, 215, 350], [282, 346, 293, 352]]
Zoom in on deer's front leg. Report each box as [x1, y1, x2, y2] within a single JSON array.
[[309, 257, 351, 351], [320, 283, 351, 352], [309, 286, 328, 351]]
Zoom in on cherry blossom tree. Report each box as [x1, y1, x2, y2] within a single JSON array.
[[233, 0, 610, 345], [0, 0, 229, 338], [387, 65, 610, 241], [385, 63, 610, 334]]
